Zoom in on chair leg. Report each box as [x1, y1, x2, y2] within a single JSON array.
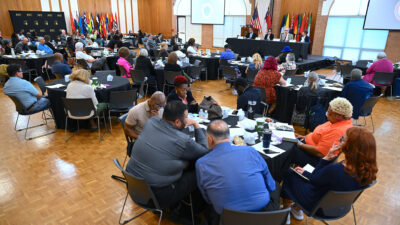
[[65, 117, 77, 142], [306, 216, 309, 225], [370, 115, 375, 133], [118, 192, 150, 225], [24, 115, 31, 140], [189, 194, 195, 225], [14, 113, 20, 131], [108, 110, 113, 134], [157, 210, 163, 225], [97, 117, 101, 141], [352, 204, 357, 225]]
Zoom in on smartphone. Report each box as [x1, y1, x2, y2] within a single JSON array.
[[263, 149, 278, 154], [232, 110, 238, 115]]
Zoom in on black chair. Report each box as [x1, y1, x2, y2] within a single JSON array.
[[113, 158, 163, 225], [194, 59, 208, 81], [221, 208, 290, 225], [284, 69, 297, 76], [63, 98, 108, 142], [234, 53, 239, 60], [7, 59, 38, 82], [44, 56, 55, 80], [246, 69, 258, 83], [95, 70, 117, 76], [130, 69, 149, 99], [163, 70, 181, 93], [358, 96, 380, 132], [222, 66, 237, 84], [34, 77, 47, 95], [355, 60, 373, 68], [8, 95, 55, 140], [76, 59, 90, 70], [372, 72, 395, 97], [254, 86, 269, 116], [108, 90, 137, 133], [297, 180, 376, 225], [340, 63, 354, 79], [188, 66, 201, 82]]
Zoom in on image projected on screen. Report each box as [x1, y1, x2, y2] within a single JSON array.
[[191, 0, 225, 25], [364, 0, 400, 30]]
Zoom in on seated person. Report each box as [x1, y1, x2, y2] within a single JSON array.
[[2, 40, 12, 55], [220, 44, 235, 60], [295, 72, 323, 114], [186, 38, 197, 55], [167, 76, 199, 113], [78, 34, 88, 46], [362, 52, 393, 95], [294, 97, 354, 166], [60, 29, 67, 45], [173, 44, 186, 59], [156, 33, 164, 43], [66, 37, 76, 55], [17, 30, 25, 40], [300, 30, 310, 43], [44, 35, 56, 52], [158, 42, 169, 61], [145, 35, 157, 50], [282, 127, 377, 223], [280, 27, 293, 42], [278, 53, 296, 74], [342, 69, 373, 120], [126, 100, 208, 209], [124, 91, 165, 140], [65, 69, 107, 131], [233, 77, 262, 114], [37, 37, 53, 54], [264, 28, 274, 41], [135, 49, 156, 78], [106, 35, 123, 51], [246, 27, 257, 39], [75, 42, 109, 71], [276, 46, 292, 64], [253, 57, 287, 113], [196, 120, 279, 221], [117, 47, 133, 78], [245, 53, 263, 74], [51, 53, 72, 78], [4, 64, 50, 113], [14, 38, 29, 54], [164, 52, 192, 81]]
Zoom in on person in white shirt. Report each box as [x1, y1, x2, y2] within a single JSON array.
[[65, 69, 107, 131], [173, 44, 186, 60], [186, 38, 197, 55], [75, 42, 109, 70]]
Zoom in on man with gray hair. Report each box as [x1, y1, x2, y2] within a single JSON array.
[[280, 27, 293, 42], [14, 38, 30, 54], [37, 37, 53, 54], [196, 120, 280, 221], [75, 42, 109, 70], [342, 68, 373, 119]]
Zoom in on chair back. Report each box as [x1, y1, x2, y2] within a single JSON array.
[[164, 70, 182, 85], [308, 181, 376, 219], [95, 70, 117, 76], [119, 113, 134, 143], [189, 66, 201, 80], [109, 90, 137, 110], [130, 69, 147, 83], [34, 77, 47, 95], [63, 98, 96, 120], [359, 96, 380, 116], [254, 86, 268, 103], [372, 72, 395, 85], [284, 69, 297, 76], [246, 69, 258, 83], [194, 59, 202, 67], [76, 59, 90, 70], [117, 64, 128, 77], [113, 158, 161, 210], [234, 53, 239, 60], [221, 208, 290, 225], [46, 56, 55, 69], [7, 95, 28, 115], [356, 60, 372, 68], [220, 59, 230, 67], [341, 63, 354, 77], [222, 66, 237, 80]]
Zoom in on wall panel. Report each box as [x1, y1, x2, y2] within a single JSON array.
[[137, 0, 172, 37], [78, 0, 111, 15]]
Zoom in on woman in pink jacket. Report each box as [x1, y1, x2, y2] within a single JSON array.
[[363, 52, 393, 95], [117, 47, 134, 78]]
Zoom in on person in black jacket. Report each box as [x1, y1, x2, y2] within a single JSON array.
[[135, 48, 156, 77], [2, 40, 12, 55], [167, 75, 199, 113], [106, 35, 123, 51], [245, 27, 257, 39], [296, 72, 323, 113], [164, 52, 193, 81], [233, 77, 262, 114], [158, 42, 169, 61], [44, 35, 56, 52], [11, 33, 19, 48], [264, 28, 274, 41]]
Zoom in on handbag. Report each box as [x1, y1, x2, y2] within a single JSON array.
[[291, 105, 306, 126], [199, 96, 222, 120]]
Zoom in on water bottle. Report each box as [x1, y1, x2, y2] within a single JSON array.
[[11, 48, 16, 57], [204, 110, 208, 119], [247, 100, 256, 120], [199, 109, 204, 118]]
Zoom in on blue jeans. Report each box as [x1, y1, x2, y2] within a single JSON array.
[[28, 98, 50, 114]]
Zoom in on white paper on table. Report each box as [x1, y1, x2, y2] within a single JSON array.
[[229, 128, 245, 137], [269, 123, 297, 143], [46, 84, 66, 88], [323, 86, 342, 92], [237, 118, 257, 129], [252, 142, 286, 158]]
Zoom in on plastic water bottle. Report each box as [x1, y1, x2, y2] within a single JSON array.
[[199, 109, 205, 118], [204, 110, 208, 120]]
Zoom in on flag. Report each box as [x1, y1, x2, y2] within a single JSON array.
[[290, 14, 294, 30], [114, 13, 119, 31], [90, 13, 95, 33], [70, 10, 75, 32], [74, 12, 80, 33], [86, 13, 92, 34], [293, 14, 298, 40], [280, 13, 286, 33], [296, 14, 302, 41], [285, 13, 290, 28], [265, 1, 272, 30], [307, 13, 312, 35], [82, 12, 88, 34], [109, 13, 113, 31], [299, 13, 306, 37], [106, 13, 109, 33], [102, 14, 108, 36], [251, 6, 262, 33]]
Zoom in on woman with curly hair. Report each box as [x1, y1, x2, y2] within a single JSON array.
[[253, 56, 287, 113], [281, 127, 378, 223]]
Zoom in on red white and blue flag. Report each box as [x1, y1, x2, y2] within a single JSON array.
[[251, 6, 262, 31]]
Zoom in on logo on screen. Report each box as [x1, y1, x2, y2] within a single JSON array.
[[202, 3, 213, 19], [395, 1, 400, 21]]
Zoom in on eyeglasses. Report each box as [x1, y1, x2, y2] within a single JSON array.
[[155, 103, 165, 109]]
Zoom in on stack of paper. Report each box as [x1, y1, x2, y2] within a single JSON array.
[[46, 84, 65, 89], [269, 123, 297, 143]]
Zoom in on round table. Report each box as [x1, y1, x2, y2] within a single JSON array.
[[47, 74, 131, 129], [1, 53, 54, 78], [189, 54, 220, 80]]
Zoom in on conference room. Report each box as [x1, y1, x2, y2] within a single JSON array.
[[1, 0, 399, 224]]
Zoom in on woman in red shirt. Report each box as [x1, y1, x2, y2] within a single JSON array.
[[253, 57, 287, 114]]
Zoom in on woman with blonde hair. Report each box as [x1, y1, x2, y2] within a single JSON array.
[[158, 42, 169, 60], [66, 69, 107, 131], [245, 53, 263, 74]]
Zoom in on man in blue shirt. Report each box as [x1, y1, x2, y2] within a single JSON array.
[[342, 69, 373, 120], [51, 53, 72, 78], [37, 37, 53, 54], [4, 64, 50, 113], [196, 120, 280, 221], [234, 77, 262, 114], [220, 44, 235, 60]]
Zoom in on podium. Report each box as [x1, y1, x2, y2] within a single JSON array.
[[241, 26, 259, 37]]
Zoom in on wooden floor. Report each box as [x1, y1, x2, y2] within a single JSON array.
[[1, 69, 400, 225]]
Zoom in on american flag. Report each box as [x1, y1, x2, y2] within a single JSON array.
[[251, 6, 262, 32]]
